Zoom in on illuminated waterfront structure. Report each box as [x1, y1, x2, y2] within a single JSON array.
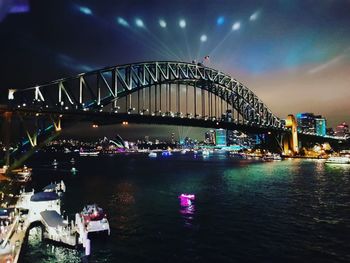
[[205, 130, 216, 145], [335, 122, 349, 137], [315, 118, 326, 136], [296, 113, 327, 135], [215, 129, 226, 147]]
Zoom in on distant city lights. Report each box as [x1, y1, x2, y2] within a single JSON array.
[[117, 17, 129, 27], [179, 19, 186, 28], [200, 34, 207, 42], [135, 18, 145, 28], [78, 6, 92, 15], [159, 19, 167, 28], [232, 22, 241, 31], [216, 16, 225, 25]]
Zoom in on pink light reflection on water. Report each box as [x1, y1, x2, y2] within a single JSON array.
[[179, 194, 195, 207]]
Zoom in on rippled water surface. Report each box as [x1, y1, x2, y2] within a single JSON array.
[[21, 153, 350, 262]]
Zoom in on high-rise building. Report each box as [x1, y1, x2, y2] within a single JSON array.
[[335, 122, 349, 137], [205, 130, 215, 145], [296, 113, 327, 135], [315, 118, 326, 136], [215, 129, 226, 147], [296, 113, 316, 133]]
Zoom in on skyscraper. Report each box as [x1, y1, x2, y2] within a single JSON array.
[[315, 118, 326, 136], [215, 129, 226, 147], [335, 122, 349, 137]]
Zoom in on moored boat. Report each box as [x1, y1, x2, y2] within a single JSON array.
[[76, 204, 110, 237], [325, 156, 350, 164]]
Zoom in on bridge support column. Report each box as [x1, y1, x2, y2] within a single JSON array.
[[3, 112, 12, 167], [283, 114, 299, 156], [50, 115, 62, 132]]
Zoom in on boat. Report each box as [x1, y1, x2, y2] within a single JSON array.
[[161, 150, 172, 156], [70, 158, 75, 164], [71, 167, 78, 173], [148, 152, 157, 158], [263, 153, 282, 161], [76, 204, 110, 236], [14, 165, 32, 182], [79, 151, 100, 156], [325, 156, 350, 164], [230, 152, 246, 159], [52, 159, 58, 166], [202, 149, 210, 157], [181, 149, 187, 154], [43, 181, 66, 195]]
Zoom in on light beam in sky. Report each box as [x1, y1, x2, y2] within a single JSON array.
[[232, 22, 240, 30], [217, 16, 225, 25], [159, 19, 167, 28], [200, 34, 207, 42], [179, 19, 186, 28], [249, 11, 259, 21], [117, 17, 129, 27], [135, 18, 145, 28], [78, 6, 92, 15]]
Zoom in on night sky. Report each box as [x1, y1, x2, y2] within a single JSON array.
[[1, 0, 350, 140]]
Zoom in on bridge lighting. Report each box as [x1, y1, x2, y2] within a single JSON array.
[[216, 16, 225, 25], [78, 6, 92, 15], [179, 19, 186, 28], [232, 22, 241, 31], [65, 106, 69, 110], [200, 34, 207, 42], [159, 19, 167, 28], [135, 18, 145, 28], [117, 17, 129, 27], [22, 103, 26, 107]]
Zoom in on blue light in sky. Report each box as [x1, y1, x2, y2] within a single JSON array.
[[79, 6, 92, 15], [117, 17, 129, 27], [200, 34, 207, 42], [250, 11, 259, 21], [216, 16, 225, 25], [179, 19, 186, 28], [232, 22, 240, 31], [159, 19, 167, 28], [135, 18, 145, 28]]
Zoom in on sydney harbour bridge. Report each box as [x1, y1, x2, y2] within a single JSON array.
[[0, 61, 347, 169]]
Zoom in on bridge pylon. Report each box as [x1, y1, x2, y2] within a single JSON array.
[[283, 114, 299, 156]]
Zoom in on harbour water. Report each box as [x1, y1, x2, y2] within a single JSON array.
[[20, 153, 350, 262]]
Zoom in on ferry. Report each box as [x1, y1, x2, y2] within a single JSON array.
[[52, 159, 58, 166], [14, 165, 32, 183], [202, 149, 210, 157], [79, 151, 100, 156], [148, 152, 157, 158], [230, 152, 246, 159], [263, 153, 282, 161], [325, 156, 350, 164], [77, 204, 110, 236], [43, 181, 66, 195]]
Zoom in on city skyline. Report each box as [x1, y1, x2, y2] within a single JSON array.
[[0, 0, 349, 131]]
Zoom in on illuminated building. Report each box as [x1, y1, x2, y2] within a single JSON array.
[[335, 122, 349, 137], [215, 129, 226, 147], [296, 113, 327, 135], [315, 118, 326, 136], [205, 130, 215, 145], [296, 113, 316, 133]]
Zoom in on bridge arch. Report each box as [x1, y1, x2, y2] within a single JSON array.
[[9, 61, 282, 129]]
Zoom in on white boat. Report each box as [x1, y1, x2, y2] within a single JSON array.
[[202, 149, 210, 157], [77, 204, 110, 236], [181, 149, 187, 154], [325, 156, 350, 164], [148, 152, 157, 158], [14, 165, 32, 182], [70, 158, 75, 164], [79, 151, 100, 156], [43, 181, 66, 194], [52, 159, 58, 166], [263, 153, 282, 161]]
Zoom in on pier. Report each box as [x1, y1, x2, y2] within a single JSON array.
[[0, 181, 94, 262]]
